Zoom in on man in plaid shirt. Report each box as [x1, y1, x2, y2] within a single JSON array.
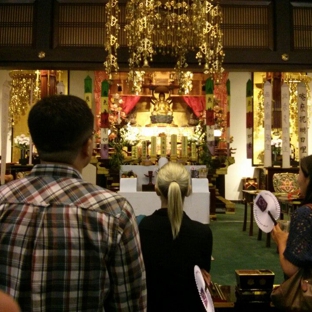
[[0, 95, 147, 311]]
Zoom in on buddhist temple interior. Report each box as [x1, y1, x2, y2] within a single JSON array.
[[1, 0, 312, 213], [2, 2, 312, 309]]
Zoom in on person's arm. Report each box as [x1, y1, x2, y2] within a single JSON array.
[[272, 224, 299, 277], [106, 201, 147, 311], [201, 226, 213, 286]]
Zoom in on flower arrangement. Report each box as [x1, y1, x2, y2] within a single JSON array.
[[189, 121, 206, 144], [14, 134, 30, 150], [271, 133, 282, 156], [119, 123, 140, 146], [109, 93, 126, 126]]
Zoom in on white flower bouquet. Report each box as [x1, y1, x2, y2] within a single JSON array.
[[14, 134, 30, 150]]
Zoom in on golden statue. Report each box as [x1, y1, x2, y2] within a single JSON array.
[[150, 90, 174, 124], [150, 92, 173, 116]]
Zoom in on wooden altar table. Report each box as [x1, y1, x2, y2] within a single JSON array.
[[119, 190, 210, 224], [121, 165, 207, 190]]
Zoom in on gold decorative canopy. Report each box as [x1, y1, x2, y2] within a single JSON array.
[[104, 0, 224, 80]]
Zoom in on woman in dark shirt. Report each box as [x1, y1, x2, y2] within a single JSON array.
[[139, 162, 213, 312], [272, 154, 312, 278]]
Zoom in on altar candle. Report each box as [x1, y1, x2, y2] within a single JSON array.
[[181, 136, 188, 157], [160, 136, 167, 157], [142, 141, 147, 159], [191, 142, 197, 160], [171, 134, 177, 156], [132, 146, 138, 159], [151, 136, 157, 157]]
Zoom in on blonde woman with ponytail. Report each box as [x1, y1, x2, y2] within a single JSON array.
[[139, 162, 213, 312]]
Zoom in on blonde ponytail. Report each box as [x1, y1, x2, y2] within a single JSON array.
[[168, 181, 183, 239], [156, 162, 191, 239]]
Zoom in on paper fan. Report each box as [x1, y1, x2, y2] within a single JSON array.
[[253, 190, 280, 233], [194, 265, 215, 312]]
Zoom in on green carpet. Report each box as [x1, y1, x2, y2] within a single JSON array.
[[209, 203, 286, 287]]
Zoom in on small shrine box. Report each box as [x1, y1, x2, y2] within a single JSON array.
[[235, 269, 275, 290]]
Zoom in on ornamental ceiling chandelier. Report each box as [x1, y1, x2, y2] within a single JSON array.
[[104, 0, 224, 82]]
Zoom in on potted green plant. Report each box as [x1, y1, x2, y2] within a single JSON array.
[[109, 139, 125, 172]]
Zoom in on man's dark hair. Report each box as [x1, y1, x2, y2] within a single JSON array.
[[28, 95, 94, 163]]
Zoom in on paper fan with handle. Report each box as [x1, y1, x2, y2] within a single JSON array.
[[253, 190, 280, 233], [194, 265, 215, 312]]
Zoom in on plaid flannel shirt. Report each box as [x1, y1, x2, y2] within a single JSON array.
[[0, 164, 147, 312]]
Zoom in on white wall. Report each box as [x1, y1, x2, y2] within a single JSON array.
[[69, 71, 94, 99], [225, 72, 254, 201], [68, 71, 96, 119]]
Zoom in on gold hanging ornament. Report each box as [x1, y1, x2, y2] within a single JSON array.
[[9, 70, 41, 125], [105, 0, 224, 84]]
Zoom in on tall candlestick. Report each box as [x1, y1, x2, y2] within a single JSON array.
[[151, 136, 157, 157], [141, 141, 147, 159], [181, 136, 188, 158], [132, 146, 138, 159], [160, 136, 167, 157], [171, 134, 177, 156], [191, 142, 197, 160]]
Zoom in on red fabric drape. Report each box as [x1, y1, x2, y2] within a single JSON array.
[[121, 96, 141, 114], [182, 96, 205, 118]]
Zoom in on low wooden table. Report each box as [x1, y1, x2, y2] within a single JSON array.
[[211, 284, 235, 309], [212, 284, 278, 311]]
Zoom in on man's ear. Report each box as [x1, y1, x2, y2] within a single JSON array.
[[81, 137, 93, 160]]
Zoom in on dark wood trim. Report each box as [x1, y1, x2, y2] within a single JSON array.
[[0, 0, 312, 71]]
